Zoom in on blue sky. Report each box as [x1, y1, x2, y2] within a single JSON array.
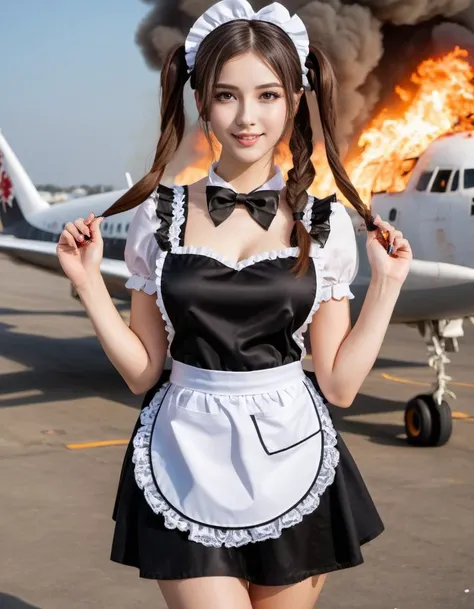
[[1, 0, 163, 187]]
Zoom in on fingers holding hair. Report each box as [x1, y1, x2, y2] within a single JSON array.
[[367, 214, 399, 255], [88, 215, 104, 243], [65, 221, 86, 244]]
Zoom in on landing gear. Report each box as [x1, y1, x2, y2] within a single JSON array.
[[404, 320, 460, 447]]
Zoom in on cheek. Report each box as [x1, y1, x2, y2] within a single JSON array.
[[209, 104, 233, 130], [263, 104, 288, 130]]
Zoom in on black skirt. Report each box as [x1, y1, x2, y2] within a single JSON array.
[[110, 371, 384, 585]]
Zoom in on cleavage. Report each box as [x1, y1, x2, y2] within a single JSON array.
[[184, 203, 292, 264]]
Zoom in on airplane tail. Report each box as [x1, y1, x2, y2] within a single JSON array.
[[0, 131, 49, 229]]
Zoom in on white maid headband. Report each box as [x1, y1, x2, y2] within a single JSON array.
[[184, 0, 311, 89]]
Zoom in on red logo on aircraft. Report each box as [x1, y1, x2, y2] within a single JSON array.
[[0, 152, 14, 212]]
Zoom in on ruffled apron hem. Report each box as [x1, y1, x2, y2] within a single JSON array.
[[132, 361, 339, 548]]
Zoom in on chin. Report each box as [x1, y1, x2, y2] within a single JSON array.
[[227, 140, 276, 163]]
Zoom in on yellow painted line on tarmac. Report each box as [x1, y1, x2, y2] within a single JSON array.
[[380, 373, 429, 387], [451, 412, 474, 422], [66, 439, 129, 450], [381, 372, 474, 390], [452, 412, 472, 420], [449, 380, 474, 389]]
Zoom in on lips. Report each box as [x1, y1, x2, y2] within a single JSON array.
[[233, 134, 262, 138], [232, 134, 263, 146]]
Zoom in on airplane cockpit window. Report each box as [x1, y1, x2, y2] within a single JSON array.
[[415, 171, 433, 191], [430, 169, 452, 193], [463, 169, 474, 189], [450, 170, 459, 191]]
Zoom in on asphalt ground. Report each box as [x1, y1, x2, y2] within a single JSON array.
[[0, 253, 473, 609]]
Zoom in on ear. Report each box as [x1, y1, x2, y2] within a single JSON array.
[[293, 88, 304, 113]]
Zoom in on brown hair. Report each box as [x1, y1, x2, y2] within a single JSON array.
[[102, 18, 371, 275]]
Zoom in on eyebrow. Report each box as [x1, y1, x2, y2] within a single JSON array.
[[215, 83, 283, 89]]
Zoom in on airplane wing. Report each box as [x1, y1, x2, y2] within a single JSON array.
[[2, 233, 474, 321], [0, 234, 130, 295], [350, 230, 474, 323]]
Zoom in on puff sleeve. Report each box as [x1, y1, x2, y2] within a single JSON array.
[[318, 202, 358, 302], [124, 195, 160, 295]]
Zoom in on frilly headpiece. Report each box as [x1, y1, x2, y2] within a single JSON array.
[[184, 0, 311, 90]]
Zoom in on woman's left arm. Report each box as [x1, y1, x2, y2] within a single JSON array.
[[309, 214, 412, 408]]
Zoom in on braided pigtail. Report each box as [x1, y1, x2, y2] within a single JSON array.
[[286, 91, 315, 277], [102, 44, 190, 217], [305, 45, 371, 226]]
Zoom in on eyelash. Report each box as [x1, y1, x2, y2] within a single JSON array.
[[214, 91, 282, 102]]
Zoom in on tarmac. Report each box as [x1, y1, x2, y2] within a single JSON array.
[[0, 253, 473, 609]]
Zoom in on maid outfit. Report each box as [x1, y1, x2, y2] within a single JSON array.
[[110, 161, 384, 584]]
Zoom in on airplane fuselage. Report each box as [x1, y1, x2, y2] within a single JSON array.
[[3, 190, 133, 263], [371, 132, 474, 268], [372, 189, 474, 267]]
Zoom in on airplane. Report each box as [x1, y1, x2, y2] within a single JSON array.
[[1, 129, 474, 448]]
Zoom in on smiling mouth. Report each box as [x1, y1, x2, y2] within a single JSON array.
[[232, 134, 262, 140]]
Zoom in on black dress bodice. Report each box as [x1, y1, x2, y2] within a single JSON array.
[[155, 184, 326, 372], [161, 252, 316, 371]]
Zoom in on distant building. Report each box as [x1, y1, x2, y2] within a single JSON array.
[[38, 191, 70, 204], [69, 187, 88, 198], [36, 184, 114, 203]]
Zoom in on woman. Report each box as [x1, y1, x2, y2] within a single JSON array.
[[56, 0, 412, 607]]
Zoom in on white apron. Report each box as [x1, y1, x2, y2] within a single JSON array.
[[133, 360, 340, 547]]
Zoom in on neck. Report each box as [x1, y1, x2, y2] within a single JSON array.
[[214, 151, 277, 193]]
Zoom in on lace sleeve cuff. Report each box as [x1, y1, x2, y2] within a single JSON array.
[[125, 274, 157, 295], [320, 283, 354, 303]]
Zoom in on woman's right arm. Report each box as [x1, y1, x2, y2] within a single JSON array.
[[57, 206, 167, 395], [76, 275, 167, 395]]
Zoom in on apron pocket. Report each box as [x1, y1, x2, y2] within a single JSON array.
[[250, 386, 321, 455]]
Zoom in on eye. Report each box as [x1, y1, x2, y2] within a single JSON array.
[[214, 91, 235, 101], [214, 90, 282, 102], [261, 91, 282, 101]]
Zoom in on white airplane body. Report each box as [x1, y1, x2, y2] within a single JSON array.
[[371, 132, 474, 267], [1, 130, 473, 447]]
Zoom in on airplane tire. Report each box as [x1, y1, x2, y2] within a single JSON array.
[[404, 396, 433, 446], [428, 397, 452, 447], [404, 394, 452, 447]]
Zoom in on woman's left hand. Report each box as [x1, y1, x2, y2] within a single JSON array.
[[366, 215, 412, 285]]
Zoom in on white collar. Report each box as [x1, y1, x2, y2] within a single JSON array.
[[207, 161, 285, 192]]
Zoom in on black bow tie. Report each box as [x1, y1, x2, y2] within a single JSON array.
[[206, 185, 280, 230]]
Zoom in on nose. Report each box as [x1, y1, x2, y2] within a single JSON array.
[[235, 97, 257, 128]]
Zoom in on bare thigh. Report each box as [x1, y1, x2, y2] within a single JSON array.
[[158, 577, 253, 609], [249, 574, 327, 609]]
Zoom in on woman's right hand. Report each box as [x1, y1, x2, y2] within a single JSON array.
[[56, 212, 104, 289]]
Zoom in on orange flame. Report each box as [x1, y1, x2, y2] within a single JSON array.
[[175, 47, 474, 206], [340, 46, 474, 203]]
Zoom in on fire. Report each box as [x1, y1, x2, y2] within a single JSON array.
[[175, 47, 474, 206], [338, 46, 474, 203]]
